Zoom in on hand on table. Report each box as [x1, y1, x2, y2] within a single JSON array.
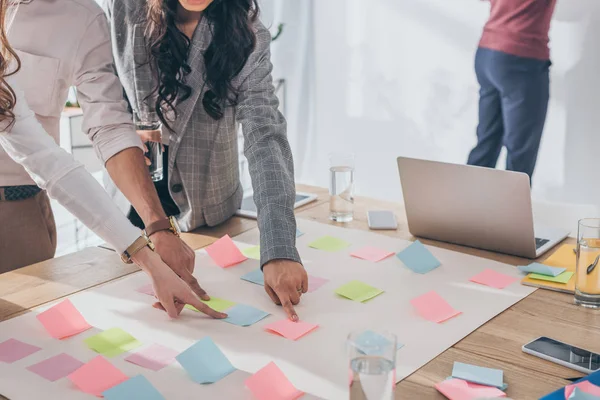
[[263, 260, 308, 321]]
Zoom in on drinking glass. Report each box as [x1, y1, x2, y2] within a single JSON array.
[[329, 152, 355, 222], [134, 111, 163, 182], [575, 218, 600, 308], [348, 330, 397, 400]]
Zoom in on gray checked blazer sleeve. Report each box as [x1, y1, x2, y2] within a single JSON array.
[[236, 24, 301, 267]]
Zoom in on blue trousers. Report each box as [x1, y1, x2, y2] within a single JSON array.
[[467, 47, 551, 180]]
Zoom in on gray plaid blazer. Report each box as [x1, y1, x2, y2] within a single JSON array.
[[103, 0, 300, 266]]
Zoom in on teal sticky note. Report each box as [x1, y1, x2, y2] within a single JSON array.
[[354, 331, 404, 355], [103, 375, 165, 400], [296, 228, 304, 238], [396, 241, 441, 274], [176, 337, 236, 384], [569, 387, 600, 400], [518, 263, 566, 277], [223, 304, 269, 327], [451, 362, 503, 388], [241, 269, 264, 286]]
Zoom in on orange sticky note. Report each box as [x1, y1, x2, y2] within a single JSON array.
[[68, 356, 128, 397], [264, 319, 319, 341], [351, 246, 394, 263], [435, 378, 506, 400], [469, 269, 518, 289], [245, 362, 304, 400], [410, 291, 461, 323], [205, 235, 248, 268], [36, 299, 92, 339], [565, 381, 600, 398]]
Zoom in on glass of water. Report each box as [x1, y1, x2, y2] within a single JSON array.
[[329, 152, 355, 222], [348, 330, 397, 400], [134, 111, 163, 182], [576, 218, 600, 308]]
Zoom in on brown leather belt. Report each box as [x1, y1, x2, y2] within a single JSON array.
[[0, 185, 41, 201]]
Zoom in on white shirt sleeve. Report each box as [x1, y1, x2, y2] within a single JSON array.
[[0, 75, 141, 254]]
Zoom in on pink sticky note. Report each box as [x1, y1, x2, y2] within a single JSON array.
[[469, 269, 518, 290], [36, 299, 92, 339], [68, 356, 128, 397], [264, 319, 319, 341], [410, 291, 462, 323], [0, 339, 41, 363], [435, 378, 506, 400], [351, 246, 394, 262], [565, 381, 600, 399], [205, 235, 248, 268], [136, 284, 155, 297], [27, 353, 84, 382], [245, 362, 304, 400], [125, 343, 178, 371], [307, 275, 329, 293]]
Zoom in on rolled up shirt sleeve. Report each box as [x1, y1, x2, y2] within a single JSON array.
[[73, 13, 143, 164]]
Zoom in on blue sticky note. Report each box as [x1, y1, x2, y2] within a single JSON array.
[[176, 337, 236, 384], [241, 269, 264, 286], [396, 241, 441, 274], [451, 362, 504, 389], [223, 304, 269, 327], [355, 331, 404, 355], [518, 263, 566, 277], [296, 228, 304, 238], [569, 388, 600, 400], [103, 375, 165, 400]]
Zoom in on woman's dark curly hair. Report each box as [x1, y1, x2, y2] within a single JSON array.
[[145, 0, 259, 130]]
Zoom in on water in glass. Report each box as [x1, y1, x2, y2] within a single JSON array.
[[576, 220, 600, 308], [329, 165, 354, 222], [350, 356, 395, 400]]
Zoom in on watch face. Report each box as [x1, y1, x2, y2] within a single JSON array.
[[170, 216, 181, 234]]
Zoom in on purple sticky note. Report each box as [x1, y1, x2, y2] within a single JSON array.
[[0, 339, 41, 363], [307, 275, 329, 293], [125, 344, 178, 372], [136, 284, 155, 297], [27, 353, 84, 382]]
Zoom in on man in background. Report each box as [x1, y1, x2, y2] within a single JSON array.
[[467, 0, 558, 181]]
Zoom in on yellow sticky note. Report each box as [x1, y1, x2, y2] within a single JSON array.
[[84, 328, 142, 358], [335, 280, 383, 302], [309, 236, 351, 252], [185, 297, 236, 313], [242, 246, 261, 261], [543, 244, 576, 269]]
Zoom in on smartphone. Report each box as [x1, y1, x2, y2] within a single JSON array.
[[367, 210, 398, 230], [522, 336, 600, 374]]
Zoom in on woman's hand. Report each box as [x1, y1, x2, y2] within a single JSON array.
[[132, 248, 227, 319]]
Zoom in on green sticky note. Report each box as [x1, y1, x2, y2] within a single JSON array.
[[84, 328, 142, 358], [335, 280, 384, 302], [528, 271, 574, 284], [185, 297, 236, 313], [242, 246, 261, 261], [309, 236, 351, 252]]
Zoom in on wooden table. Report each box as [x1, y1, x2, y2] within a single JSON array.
[[1, 184, 599, 399]]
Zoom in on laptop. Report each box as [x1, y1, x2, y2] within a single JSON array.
[[397, 157, 569, 259]]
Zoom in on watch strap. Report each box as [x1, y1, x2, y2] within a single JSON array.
[[145, 217, 173, 237], [121, 234, 154, 264]]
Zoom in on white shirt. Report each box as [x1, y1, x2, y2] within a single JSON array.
[[0, 75, 141, 254]]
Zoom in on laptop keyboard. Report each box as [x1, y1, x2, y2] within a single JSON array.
[[535, 237, 550, 249]]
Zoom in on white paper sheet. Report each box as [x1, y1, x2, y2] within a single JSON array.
[[0, 220, 535, 399]]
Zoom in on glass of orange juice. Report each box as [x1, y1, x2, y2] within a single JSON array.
[[575, 219, 600, 308]]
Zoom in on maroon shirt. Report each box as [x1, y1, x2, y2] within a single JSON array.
[[479, 0, 557, 60]]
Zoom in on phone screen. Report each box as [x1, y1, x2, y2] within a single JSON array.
[[524, 337, 600, 371]]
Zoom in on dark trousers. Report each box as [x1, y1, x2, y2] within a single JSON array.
[[467, 47, 551, 180]]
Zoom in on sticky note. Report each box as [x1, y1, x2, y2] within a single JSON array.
[[396, 240, 441, 274], [451, 362, 504, 388], [528, 271, 574, 284], [136, 284, 155, 296], [307, 275, 329, 293], [223, 304, 270, 327], [308, 236, 351, 252], [245, 362, 304, 400], [241, 269, 265, 286], [354, 331, 403, 355], [351, 246, 394, 262], [84, 328, 142, 358], [544, 244, 576, 268], [176, 337, 236, 384], [27, 353, 84, 382], [518, 263, 566, 277], [335, 280, 384, 303], [296, 228, 304, 238], [264, 319, 319, 341], [469, 269, 518, 289], [103, 375, 165, 400], [68, 356, 128, 397], [0, 339, 41, 363], [568, 387, 600, 400], [185, 297, 236, 313], [125, 344, 178, 372], [36, 299, 92, 339], [435, 378, 506, 400], [242, 246, 261, 260], [410, 291, 461, 323], [205, 235, 247, 268], [566, 381, 600, 399]]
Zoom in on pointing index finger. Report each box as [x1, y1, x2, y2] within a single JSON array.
[[274, 287, 298, 322]]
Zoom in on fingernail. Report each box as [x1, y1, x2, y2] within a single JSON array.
[[201, 295, 210, 301], [292, 315, 298, 322]]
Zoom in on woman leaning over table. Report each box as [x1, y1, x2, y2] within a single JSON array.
[[0, 1, 225, 321]]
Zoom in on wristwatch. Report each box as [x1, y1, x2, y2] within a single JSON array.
[[121, 232, 155, 264], [145, 216, 181, 237]]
